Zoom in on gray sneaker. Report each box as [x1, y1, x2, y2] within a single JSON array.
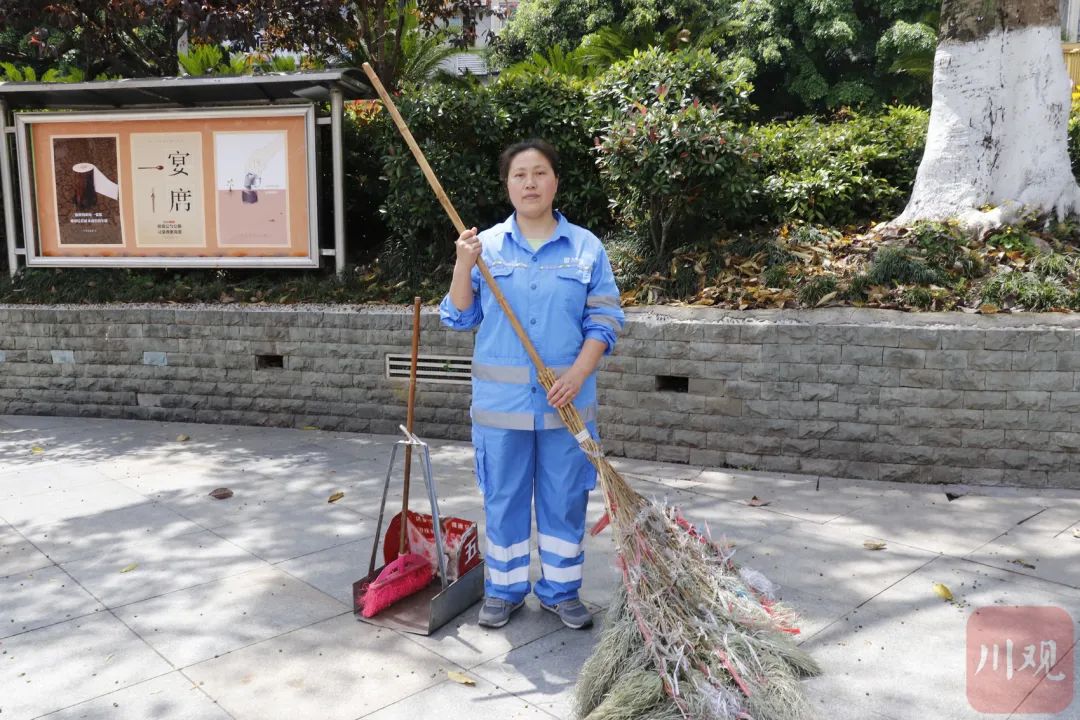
[[478, 596, 525, 628], [540, 598, 593, 629]]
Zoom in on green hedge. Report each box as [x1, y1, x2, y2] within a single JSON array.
[[340, 47, 1080, 285]]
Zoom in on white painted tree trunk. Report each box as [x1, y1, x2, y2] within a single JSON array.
[[894, 23, 1080, 230]]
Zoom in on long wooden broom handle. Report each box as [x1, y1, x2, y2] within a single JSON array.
[[398, 296, 422, 555], [360, 63, 550, 377]]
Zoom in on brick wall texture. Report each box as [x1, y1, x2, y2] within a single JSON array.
[[2, 304, 1080, 488]]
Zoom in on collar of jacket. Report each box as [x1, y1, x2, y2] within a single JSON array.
[[493, 210, 572, 253]]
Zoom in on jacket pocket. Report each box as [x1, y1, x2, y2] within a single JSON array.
[[555, 265, 590, 311]]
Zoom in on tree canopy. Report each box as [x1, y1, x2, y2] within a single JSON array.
[[493, 0, 940, 113]]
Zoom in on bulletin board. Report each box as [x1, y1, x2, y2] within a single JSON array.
[[15, 106, 318, 267]]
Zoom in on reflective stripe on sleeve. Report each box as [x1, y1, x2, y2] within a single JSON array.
[[586, 294, 620, 308], [589, 314, 623, 330]]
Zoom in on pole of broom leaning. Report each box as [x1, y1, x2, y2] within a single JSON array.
[[359, 63, 643, 530]]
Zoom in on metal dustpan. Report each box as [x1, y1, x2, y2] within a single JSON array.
[[353, 425, 484, 635]]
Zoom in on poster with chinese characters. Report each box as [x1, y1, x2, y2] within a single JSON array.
[[18, 106, 317, 268], [50, 135, 125, 246], [213, 131, 289, 247], [130, 132, 206, 247]]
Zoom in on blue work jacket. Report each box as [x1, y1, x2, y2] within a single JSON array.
[[439, 211, 624, 431]]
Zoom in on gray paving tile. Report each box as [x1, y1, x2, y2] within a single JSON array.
[[135, 477, 307, 530], [0, 522, 52, 577], [401, 596, 568, 671], [738, 520, 940, 603], [61, 530, 265, 608], [16, 502, 203, 565], [470, 620, 602, 720], [0, 611, 173, 720], [212, 502, 378, 563], [681, 469, 834, 517], [0, 463, 115, 501], [804, 555, 1080, 720], [606, 456, 704, 481], [6, 414, 1078, 720], [113, 566, 348, 667], [0, 564, 104, 639], [823, 493, 1050, 556], [966, 506, 1080, 590], [184, 613, 452, 720], [2, 480, 152, 527], [38, 671, 232, 720], [359, 674, 557, 720], [276, 538, 372, 607]]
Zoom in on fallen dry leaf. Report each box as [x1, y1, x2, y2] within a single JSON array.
[[446, 671, 476, 686], [120, 563, 138, 573], [327, 491, 345, 504], [977, 303, 999, 315], [815, 291, 838, 307], [933, 583, 954, 601], [747, 496, 770, 507], [863, 540, 887, 551], [1009, 558, 1036, 570], [301, 426, 319, 431], [209, 487, 234, 500], [176, 434, 190, 442], [31, 446, 44, 454]]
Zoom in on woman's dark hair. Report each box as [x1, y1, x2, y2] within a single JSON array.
[[498, 139, 560, 182]]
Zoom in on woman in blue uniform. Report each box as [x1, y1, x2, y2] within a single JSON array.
[[439, 139, 624, 630]]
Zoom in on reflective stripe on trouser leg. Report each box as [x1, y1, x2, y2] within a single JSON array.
[[473, 424, 534, 603], [533, 421, 597, 606]]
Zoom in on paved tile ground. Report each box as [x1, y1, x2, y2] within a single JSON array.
[[2, 414, 1079, 720]]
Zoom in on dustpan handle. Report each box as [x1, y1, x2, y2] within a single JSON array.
[[398, 297, 422, 555], [367, 442, 401, 576], [397, 425, 450, 588]]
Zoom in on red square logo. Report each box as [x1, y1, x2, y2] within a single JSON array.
[[967, 606, 1075, 714]]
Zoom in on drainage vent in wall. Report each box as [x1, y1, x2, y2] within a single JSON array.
[[256, 354, 285, 369], [656, 375, 689, 393], [385, 354, 472, 385]]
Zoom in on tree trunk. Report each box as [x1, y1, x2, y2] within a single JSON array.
[[892, 0, 1080, 231]]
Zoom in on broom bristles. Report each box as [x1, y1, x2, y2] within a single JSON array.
[[360, 553, 433, 618], [540, 364, 819, 719]]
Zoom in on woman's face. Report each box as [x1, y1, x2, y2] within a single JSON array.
[[505, 149, 558, 219]]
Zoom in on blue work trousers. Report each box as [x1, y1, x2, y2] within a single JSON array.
[[473, 422, 598, 605]]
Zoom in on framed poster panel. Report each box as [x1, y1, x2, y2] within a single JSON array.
[[14, 106, 318, 268]]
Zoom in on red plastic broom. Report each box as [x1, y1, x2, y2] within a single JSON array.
[[360, 297, 434, 617]]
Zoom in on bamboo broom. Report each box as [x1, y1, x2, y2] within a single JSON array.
[[360, 63, 821, 720]]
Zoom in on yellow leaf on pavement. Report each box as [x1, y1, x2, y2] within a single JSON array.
[[120, 563, 138, 573], [327, 491, 345, 504], [863, 540, 887, 551], [176, 434, 190, 442], [301, 426, 319, 431], [31, 446, 44, 454], [933, 583, 953, 601], [447, 671, 476, 686]]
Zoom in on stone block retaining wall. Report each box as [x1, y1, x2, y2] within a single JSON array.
[[2, 304, 1079, 488]]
